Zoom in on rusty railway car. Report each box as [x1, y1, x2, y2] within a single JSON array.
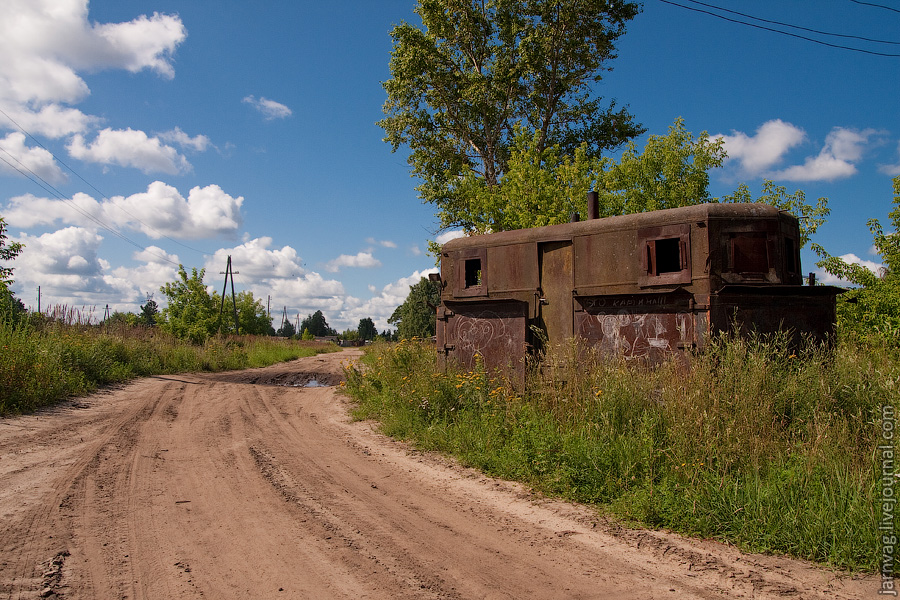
[[435, 198, 841, 384]]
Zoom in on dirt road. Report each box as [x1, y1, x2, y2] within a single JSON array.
[[0, 349, 873, 599]]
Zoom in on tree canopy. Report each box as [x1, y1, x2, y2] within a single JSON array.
[[300, 310, 337, 338], [389, 277, 441, 340], [0, 216, 23, 291], [159, 267, 273, 342], [814, 176, 900, 344], [277, 319, 296, 339], [221, 290, 273, 336], [0, 215, 25, 320], [437, 118, 829, 246], [380, 0, 643, 229], [159, 266, 220, 344], [357, 317, 377, 341], [139, 294, 159, 327]]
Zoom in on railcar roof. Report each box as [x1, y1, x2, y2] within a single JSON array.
[[441, 203, 788, 251]]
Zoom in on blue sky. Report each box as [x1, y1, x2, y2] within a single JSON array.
[[0, 0, 898, 332]]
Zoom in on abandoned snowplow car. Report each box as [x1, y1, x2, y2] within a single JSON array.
[[434, 197, 842, 385]]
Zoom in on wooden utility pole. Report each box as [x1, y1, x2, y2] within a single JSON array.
[[218, 256, 240, 334]]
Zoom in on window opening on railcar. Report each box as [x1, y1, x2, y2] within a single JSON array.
[[784, 237, 798, 274], [638, 224, 691, 286], [651, 238, 682, 274], [464, 258, 483, 288], [731, 234, 768, 273]]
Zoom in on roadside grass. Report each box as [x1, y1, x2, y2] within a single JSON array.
[[0, 311, 339, 415], [342, 335, 896, 572]]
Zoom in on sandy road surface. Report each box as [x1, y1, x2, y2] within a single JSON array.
[[0, 349, 874, 599]]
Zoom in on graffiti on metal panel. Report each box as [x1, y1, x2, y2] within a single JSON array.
[[455, 311, 518, 357], [582, 311, 692, 359]]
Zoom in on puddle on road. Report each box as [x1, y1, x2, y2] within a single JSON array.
[[219, 370, 342, 388], [277, 378, 334, 388]]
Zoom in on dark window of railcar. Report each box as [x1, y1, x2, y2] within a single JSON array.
[[651, 238, 683, 274], [638, 224, 691, 286], [784, 237, 798, 274], [455, 247, 488, 297], [464, 258, 482, 288], [731, 234, 768, 273]]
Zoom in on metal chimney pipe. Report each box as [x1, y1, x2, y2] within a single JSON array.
[[587, 191, 599, 220]]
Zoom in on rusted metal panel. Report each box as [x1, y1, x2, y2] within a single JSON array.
[[440, 300, 528, 386], [539, 241, 574, 346], [710, 285, 840, 345], [576, 293, 696, 362], [485, 243, 539, 293]]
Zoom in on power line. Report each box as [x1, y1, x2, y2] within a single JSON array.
[[682, 0, 900, 45], [658, 0, 900, 57], [0, 146, 182, 266], [849, 0, 900, 14]]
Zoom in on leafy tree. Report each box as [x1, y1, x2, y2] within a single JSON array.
[[301, 328, 315, 341], [0, 217, 25, 322], [0, 215, 23, 291], [299, 310, 337, 337], [720, 179, 829, 248], [0, 288, 26, 322], [105, 311, 141, 328], [139, 294, 159, 327], [357, 317, 377, 341], [376, 329, 397, 342], [222, 290, 272, 335], [814, 176, 900, 343], [159, 266, 219, 344], [435, 119, 828, 247], [381, 0, 643, 230], [389, 277, 441, 339], [341, 328, 360, 341], [277, 319, 296, 339]]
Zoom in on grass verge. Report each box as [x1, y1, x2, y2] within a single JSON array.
[[0, 315, 339, 415], [341, 335, 896, 572]]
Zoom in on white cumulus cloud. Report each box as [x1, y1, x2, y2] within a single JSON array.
[[2, 182, 244, 239], [324, 251, 382, 273], [2, 191, 102, 229], [0, 132, 67, 183], [7, 227, 120, 310], [68, 128, 192, 174], [366, 237, 398, 249], [204, 238, 305, 282], [712, 119, 807, 175], [0, 0, 186, 137], [816, 253, 884, 286], [337, 268, 438, 331], [107, 246, 180, 303], [158, 127, 212, 152], [435, 229, 466, 245], [242, 95, 292, 120], [772, 127, 882, 182]]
